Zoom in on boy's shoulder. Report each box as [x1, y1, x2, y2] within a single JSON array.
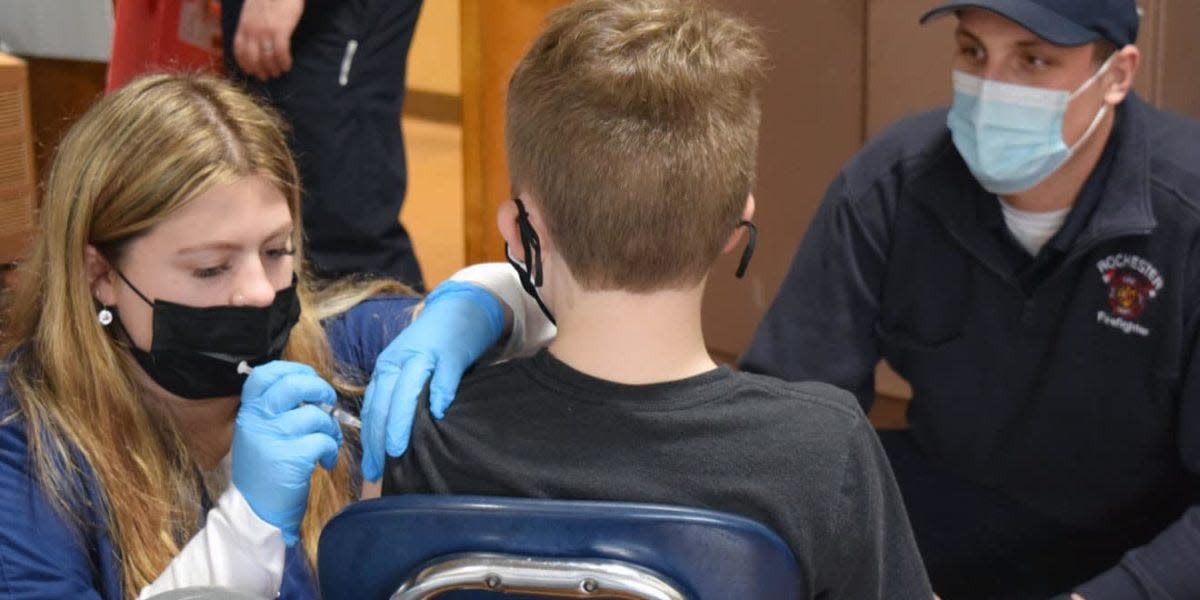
[[719, 372, 884, 484], [459, 355, 864, 414], [459, 354, 532, 390], [727, 370, 869, 431]]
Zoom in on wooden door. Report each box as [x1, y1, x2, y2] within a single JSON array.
[[461, 0, 570, 265]]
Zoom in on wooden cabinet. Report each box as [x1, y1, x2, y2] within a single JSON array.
[[0, 53, 36, 270]]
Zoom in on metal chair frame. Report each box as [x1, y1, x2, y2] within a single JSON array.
[[318, 494, 801, 600]]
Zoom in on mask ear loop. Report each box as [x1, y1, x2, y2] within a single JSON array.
[[513, 198, 544, 287], [112, 268, 155, 307], [735, 220, 757, 279], [508, 198, 556, 325], [1063, 53, 1118, 156], [99, 269, 147, 349]]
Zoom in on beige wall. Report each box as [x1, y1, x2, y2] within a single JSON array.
[[407, 0, 462, 96], [703, 0, 867, 362], [402, 1, 466, 286]]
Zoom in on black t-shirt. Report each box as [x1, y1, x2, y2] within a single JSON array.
[[384, 349, 931, 599]]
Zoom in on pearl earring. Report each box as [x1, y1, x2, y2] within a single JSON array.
[[98, 307, 113, 326]]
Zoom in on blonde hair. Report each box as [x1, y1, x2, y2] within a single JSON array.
[[0, 73, 406, 597], [506, 0, 766, 292]]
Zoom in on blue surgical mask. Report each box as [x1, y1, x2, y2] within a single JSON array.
[[947, 55, 1114, 195]]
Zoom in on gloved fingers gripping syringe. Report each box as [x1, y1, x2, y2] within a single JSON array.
[[237, 361, 362, 430]]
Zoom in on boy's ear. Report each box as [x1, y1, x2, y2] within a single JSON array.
[[721, 193, 757, 254], [497, 196, 555, 261], [85, 245, 118, 305], [496, 199, 524, 261]]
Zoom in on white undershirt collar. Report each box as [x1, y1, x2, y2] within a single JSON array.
[[998, 199, 1071, 256]]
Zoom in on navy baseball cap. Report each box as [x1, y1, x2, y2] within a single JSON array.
[[920, 0, 1139, 47]]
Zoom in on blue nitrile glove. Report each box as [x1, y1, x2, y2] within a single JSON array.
[[232, 360, 342, 546], [360, 280, 505, 481]]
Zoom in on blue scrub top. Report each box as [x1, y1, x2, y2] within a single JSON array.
[[0, 295, 418, 599]]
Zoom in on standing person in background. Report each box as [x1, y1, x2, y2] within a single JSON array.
[[742, 1, 1200, 598], [220, 0, 426, 290]]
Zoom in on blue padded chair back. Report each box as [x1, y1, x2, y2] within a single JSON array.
[[317, 495, 801, 600]]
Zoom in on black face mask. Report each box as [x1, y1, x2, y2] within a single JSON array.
[[114, 271, 302, 399], [505, 198, 556, 325]]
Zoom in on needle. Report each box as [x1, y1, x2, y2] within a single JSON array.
[[237, 361, 362, 430]]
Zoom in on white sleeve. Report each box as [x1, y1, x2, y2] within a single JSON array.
[[449, 262, 556, 361], [138, 484, 285, 600]]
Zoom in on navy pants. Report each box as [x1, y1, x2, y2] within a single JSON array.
[[880, 430, 1157, 599], [222, 0, 425, 291]]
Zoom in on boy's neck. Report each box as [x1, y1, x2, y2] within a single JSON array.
[[547, 283, 717, 385]]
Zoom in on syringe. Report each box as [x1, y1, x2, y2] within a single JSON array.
[[237, 362, 362, 430]]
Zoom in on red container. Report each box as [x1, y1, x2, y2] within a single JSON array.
[[107, 0, 223, 92]]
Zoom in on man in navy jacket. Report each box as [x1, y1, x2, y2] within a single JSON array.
[[743, 1, 1200, 598]]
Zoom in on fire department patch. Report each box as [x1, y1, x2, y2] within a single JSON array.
[[1095, 254, 1163, 337]]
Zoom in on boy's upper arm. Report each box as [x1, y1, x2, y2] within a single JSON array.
[[823, 415, 932, 598]]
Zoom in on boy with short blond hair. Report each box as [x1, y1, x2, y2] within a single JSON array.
[[385, 1, 931, 596], [503, 0, 762, 292]]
